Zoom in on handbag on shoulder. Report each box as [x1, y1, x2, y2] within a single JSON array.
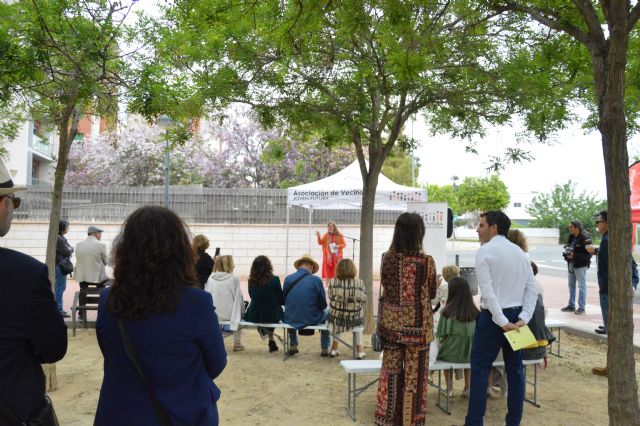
[[58, 257, 74, 275], [0, 396, 59, 426], [371, 294, 384, 352]]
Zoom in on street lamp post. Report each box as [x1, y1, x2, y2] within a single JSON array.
[[156, 115, 173, 208]]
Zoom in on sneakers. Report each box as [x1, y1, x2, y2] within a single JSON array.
[[461, 388, 470, 397], [268, 340, 278, 352], [288, 346, 299, 356], [330, 350, 341, 358], [595, 328, 607, 335], [321, 349, 330, 357], [574, 308, 585, 315], [60, 311, 70, 318], [592, 366, 608, 376], [233, 344, 245, 352], [357, 352, 367, 360], [560, 305, 575, 312]]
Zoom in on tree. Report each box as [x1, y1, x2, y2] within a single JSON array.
[[143, 1, 524, 331], [456, 175, 510, 214], [526, 181, 607, 243], [0, 0, 134, 390], [482, 1, 640, 420], [381, 147, 420, 186], [66, 123, 213, 186], [0, 0, 134, 283], [205, 107, 356, 188], [426, 184, 460, 214]]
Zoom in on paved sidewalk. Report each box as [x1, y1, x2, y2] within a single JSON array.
[[537, 272, 640, 349]]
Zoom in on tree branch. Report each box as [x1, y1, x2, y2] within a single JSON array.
[[496, 2, 591, 45], [628, 1, 640, 32], [572, 0, 605, 41]]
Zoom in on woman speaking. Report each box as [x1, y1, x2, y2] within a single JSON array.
[[316, 221, 346, 284]]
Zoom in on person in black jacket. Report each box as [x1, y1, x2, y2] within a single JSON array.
[[0, 159, 68, 423], [560, 220, 592, 315], [55, 219, 73, 317], [193, 234, 214, 289]]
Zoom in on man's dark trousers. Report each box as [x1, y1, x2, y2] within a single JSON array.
[[465, 308, 525, 426]]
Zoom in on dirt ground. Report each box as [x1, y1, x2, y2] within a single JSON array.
[[49, 329, 638, 425]]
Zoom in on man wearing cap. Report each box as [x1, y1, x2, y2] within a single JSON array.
[[283, 254, 331, 356], [74, 225, 110, 319], [0, 159, 67, 423]]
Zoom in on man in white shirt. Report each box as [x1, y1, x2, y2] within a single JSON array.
[[465, 211, 538, 426]]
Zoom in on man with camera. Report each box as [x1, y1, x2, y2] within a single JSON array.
[[560, 220, 592, 315]]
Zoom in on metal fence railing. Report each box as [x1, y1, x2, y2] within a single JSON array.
[[15, 185, 402, 225]]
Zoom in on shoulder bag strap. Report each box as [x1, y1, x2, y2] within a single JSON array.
[[116, 319, 172, 426], [283, 272, 308, 300]]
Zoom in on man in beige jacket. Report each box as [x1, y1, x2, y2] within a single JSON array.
[[75, 226, 109, 318]]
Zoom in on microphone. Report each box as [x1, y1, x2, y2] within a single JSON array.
[[342, 235, 359, 241]]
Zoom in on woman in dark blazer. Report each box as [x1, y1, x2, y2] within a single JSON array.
[[244, 255, 284, 352], [95, 206, 227, 426]]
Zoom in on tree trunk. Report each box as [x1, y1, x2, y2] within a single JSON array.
[[590, 18, 640, 424], [360, 167, 380, 333], [43, 104, 80, 392]]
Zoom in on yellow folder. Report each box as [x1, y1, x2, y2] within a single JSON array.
[[503, 325, 537, 351]]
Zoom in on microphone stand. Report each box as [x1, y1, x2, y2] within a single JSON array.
[[343, 235, 359, 262]]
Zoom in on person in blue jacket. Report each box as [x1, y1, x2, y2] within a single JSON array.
[[94, 206, 227, 425], [283, 254, 330, 356]]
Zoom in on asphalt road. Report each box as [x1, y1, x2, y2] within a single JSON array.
[[446, 243, 600, 282]]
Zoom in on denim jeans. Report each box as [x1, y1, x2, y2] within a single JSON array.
[[568, 264, 588, 310], [466, 308, 525, 426], [54, 265, 67, 313], [288, 308, 330, 349], [599, 293, 609, 332]]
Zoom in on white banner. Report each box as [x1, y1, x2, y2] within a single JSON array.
[[408, 202, 448, 274]]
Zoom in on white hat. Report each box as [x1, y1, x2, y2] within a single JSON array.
[[0, 159, 27, 196]]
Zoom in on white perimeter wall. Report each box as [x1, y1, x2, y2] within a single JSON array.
[[0, 222, 395, 279]]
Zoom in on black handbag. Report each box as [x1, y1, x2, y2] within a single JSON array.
[[116, 319, 172, 426], [371, 293, 384, 352], [0, 396, 59, 426], [58, 257, 74, 275]]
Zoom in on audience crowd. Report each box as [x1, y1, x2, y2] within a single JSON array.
[[1, 155, 612, 426]]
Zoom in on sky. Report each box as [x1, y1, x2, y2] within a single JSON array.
[[413, 115, 640, 199]]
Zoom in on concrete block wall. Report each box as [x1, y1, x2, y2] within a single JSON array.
[[1, 222, 395, 279]]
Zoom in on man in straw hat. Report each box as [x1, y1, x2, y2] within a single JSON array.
[[283, 254, 331, 356], [0, 159, 67, 423]]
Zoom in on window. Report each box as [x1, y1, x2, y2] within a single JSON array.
[[513, 202, 522, 208]]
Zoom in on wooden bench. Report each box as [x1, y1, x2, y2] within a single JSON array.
[[340, 358, 544, 421], [219, 320, 364, 361], [70, 287, 103, 337], [545, 318, 568, 357]]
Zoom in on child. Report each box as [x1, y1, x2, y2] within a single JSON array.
[[434, 264, 460, 312], [436, 276, 479, 397]]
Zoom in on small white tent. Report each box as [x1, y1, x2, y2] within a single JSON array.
[[284, 160, 427, 272]]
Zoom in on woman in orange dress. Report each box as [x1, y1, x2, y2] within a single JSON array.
[[316, 221, 347, 284]]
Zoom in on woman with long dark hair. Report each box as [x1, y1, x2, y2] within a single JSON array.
[[94, 206, 227, 425], [244, 255, 284, 352], [375, 212, 437, 426], [55, 219, 73, 317]]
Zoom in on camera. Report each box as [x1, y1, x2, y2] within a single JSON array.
[[562, 245, 574, 260]]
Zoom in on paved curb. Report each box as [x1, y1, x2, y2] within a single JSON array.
[[562, 325, 640, 353]]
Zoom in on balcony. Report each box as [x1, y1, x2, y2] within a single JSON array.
[[30, 133, 53, 159]]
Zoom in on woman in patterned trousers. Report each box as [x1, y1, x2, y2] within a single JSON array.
[[375, 212, 438, 426]]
